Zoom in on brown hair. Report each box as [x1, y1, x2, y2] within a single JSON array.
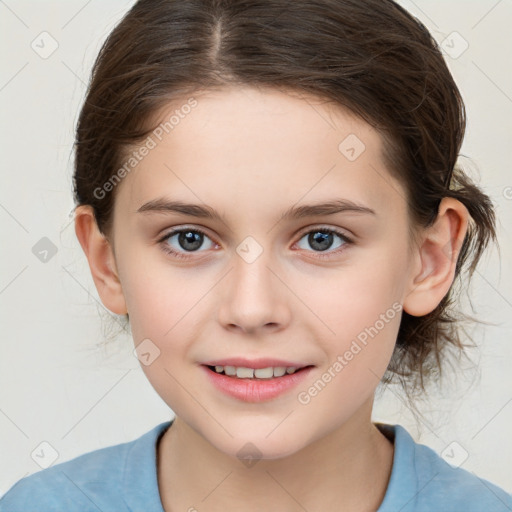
[[73, 0, 496, 403]]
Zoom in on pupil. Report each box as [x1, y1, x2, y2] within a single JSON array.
[[179, 231, 203, 251], [309, 231, 332, 251]]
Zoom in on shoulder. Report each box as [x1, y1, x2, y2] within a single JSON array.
[[0, 421, 171, 512], [377, 423, 512, 512], [411, 430, 512, 510], [0, 444, 127, 512]]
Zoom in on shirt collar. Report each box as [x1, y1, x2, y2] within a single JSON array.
[[123, 419, 173, 512], [375, 423, 419, 512]]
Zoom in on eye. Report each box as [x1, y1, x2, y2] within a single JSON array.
[[158, 227, 217, 260], [294, 227, 353, 258], [157, 225, 353, 261]]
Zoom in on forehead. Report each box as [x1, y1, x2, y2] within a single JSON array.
[[115, 86, 406, 222]]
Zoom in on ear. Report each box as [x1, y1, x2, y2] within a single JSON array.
[[74, 205, 127, 315], [403, 197, 469, 317]]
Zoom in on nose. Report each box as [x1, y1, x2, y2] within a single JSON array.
[[217, 250, 291, 335]]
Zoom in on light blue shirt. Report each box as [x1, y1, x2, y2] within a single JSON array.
[[1, 420, 511, 511]]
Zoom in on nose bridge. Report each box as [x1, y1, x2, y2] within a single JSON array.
[[217, 236, 289, 333], [233, 245, 274, 296]]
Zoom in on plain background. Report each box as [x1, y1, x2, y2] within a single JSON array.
[[1, 0, 511, 498]]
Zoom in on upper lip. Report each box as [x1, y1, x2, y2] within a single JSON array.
[[202, 358, 311, 369]]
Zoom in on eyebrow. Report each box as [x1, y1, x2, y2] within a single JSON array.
[[137, 198, 376, 221]]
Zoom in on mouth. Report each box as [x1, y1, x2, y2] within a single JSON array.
[[201, 361, 315, 402], [200, 356, 316, 402], [204, 364, 314, 379]]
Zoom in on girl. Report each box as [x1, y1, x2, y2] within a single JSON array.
[[1, 0, 511, 510]]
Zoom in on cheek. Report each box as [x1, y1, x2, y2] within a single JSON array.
[[302, 245, 407, 338], [295, 267, 403, 418], [308, 276, 401, 385], [115, 236, 207, 336], [119, 259, 212, 411], [296, 244, 408, 390]]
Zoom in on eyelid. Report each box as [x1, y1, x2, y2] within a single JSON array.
[[157, 223, 354, 260], [157, 224, 216, 243], [157, 223, 353, 245], [156, 225, 219, 261], [294, 224, 354, 243]]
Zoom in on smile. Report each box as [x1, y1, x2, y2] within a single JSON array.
[[208, 365, 301, 379], [201, 364, 314, 402]]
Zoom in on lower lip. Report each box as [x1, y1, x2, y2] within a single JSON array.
[[201, 365, 314, 402]]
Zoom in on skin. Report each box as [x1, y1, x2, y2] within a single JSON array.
[[75, 86, 469, 511]]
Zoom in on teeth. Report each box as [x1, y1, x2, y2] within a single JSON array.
[[211, 365, 300, 378], [273, 366, 287, 377], [254, 367, 272, 378], [224, 365, 237, 376], [237, 367, 254, 378]]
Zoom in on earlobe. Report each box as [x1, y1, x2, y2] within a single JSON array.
[[403, 198, 469, 317], [74, 205, 128, 315]]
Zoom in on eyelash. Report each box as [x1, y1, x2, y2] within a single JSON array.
[[157, 226, 354, 261]]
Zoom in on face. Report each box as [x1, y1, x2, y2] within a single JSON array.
[[110, 86, 416, 459]]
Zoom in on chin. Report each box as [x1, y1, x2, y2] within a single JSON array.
[[207, 425, 308, 463]]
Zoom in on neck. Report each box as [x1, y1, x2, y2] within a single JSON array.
[[157, 401, 394, 512]]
